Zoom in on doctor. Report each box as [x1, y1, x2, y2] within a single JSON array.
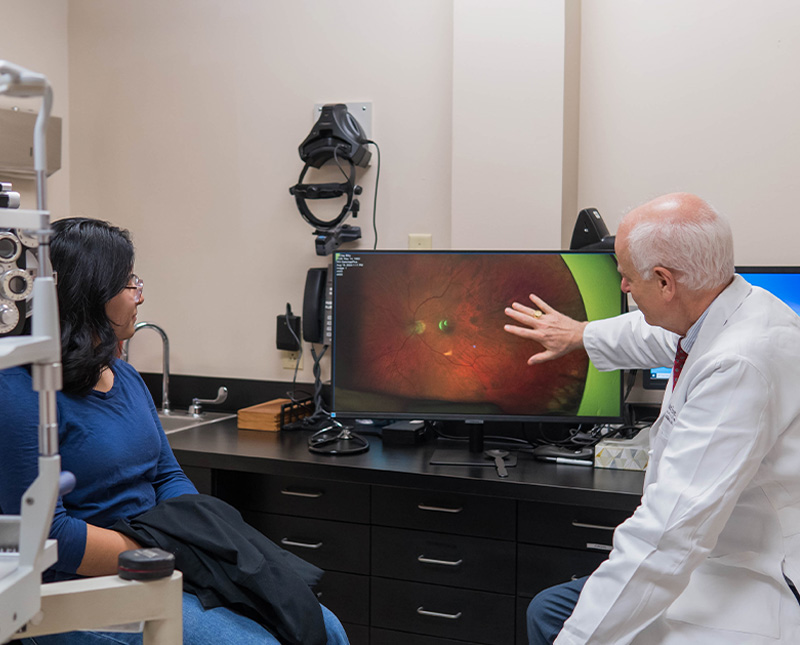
[[504, 193, 800, 644]]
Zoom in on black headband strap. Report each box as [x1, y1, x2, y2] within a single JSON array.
[[289, 157, 359, 230]]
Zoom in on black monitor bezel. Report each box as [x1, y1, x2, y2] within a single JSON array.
[[736, 265, 800, 275], [330, 249, 626, 424], [642, 366, 671, 390]]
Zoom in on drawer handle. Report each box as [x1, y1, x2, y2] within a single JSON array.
[[417, 555, 463, 567], [280, 487, 323, 499], [416, 607, 462, 620], [586, 542, 613, 552], [417, 503, 463, 514], [280, 538, 323, 550], [572, 521, 616, 532]]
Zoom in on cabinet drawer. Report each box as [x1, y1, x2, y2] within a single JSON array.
[[314, 571, 369, 626], [372, 526, 515, 594], [372, 486, 515, 539], [516, 596, 530, 645], [371, 627, 471, 645], [216, 471, 369, 522], [343, 623, 368, 645], [242, 511, 370, 574], [517, 543, 607, 598], [518, 501, 634, 550], [181, 466, 213, 495], [371, 578, 515, 645]]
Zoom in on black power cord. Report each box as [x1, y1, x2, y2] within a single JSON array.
[[365, 140, 381, 249]]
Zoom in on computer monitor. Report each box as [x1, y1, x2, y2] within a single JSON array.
[[642, 266, 800, 389], [737, 266, 800, 315], [331, 250, 625, 424]]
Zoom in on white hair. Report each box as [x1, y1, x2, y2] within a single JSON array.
[[626, 203, 735, 291]]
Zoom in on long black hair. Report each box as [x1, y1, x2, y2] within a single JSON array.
[[50, 218, 134, 395]]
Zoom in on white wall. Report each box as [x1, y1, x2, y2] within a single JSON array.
[[4, 0, 799, 387], [451, 0, 566, 250], [578, 0, 800, 264], [0, 0, 70, 217], [66, 0, 456, 380]]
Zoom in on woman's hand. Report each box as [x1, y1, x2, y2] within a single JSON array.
[[504, 294, 588, 365]]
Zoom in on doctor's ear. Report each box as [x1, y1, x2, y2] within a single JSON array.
[[653, 266, 678, 299]]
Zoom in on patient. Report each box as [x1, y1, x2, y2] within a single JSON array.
[[0, 218, 349, 644]]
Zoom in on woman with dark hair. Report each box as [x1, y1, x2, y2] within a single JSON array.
[[0, 218, 349, 644], [51, 217, 138, 396]]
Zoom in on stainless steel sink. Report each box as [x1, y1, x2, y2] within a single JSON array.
[[157, 410, 236, 434]]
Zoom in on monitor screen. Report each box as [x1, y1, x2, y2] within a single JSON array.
[[331, 250, 625, 423], [737, 266, 800, 316], [643, 266, 800, 389]]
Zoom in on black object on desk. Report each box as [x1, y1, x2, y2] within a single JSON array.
[[382, 420, 428, 445], [308, 420, 369, 455], [429, 441, 518, 478], [532, 444, 594, 466]]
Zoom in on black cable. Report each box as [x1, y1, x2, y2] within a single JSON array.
[[332, 146, 352, 184], [623, 369, 637, 401], [301, 344, 331, 428], [365, 140, 381, 249], [431, 424, 532, 449], [284, 303, 304, 402]]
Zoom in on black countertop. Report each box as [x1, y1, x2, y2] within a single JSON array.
[[169, 418, 645, 512]]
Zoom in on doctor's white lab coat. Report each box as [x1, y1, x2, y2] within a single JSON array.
[[555, 275, 800, 644]]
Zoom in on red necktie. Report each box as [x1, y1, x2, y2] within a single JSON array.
[[672, 340, 688, 390]]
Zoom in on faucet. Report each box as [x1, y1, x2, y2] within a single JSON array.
[[122, 321, 171, 414], [189, 386, 228, 418]]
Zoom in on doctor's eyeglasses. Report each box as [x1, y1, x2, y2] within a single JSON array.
[[124, 274, 144, 300]]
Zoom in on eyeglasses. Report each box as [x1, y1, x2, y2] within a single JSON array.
[[124, 274, 144, 300]]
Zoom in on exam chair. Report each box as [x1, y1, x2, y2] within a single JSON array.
[[0, 60, 183, 645]]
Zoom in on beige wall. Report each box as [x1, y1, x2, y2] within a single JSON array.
[[0, 0, 70, 217], [66, 0, 455, 380], [452, 0, 565, 250], [578, 0, 800, 264], [4, 0, 799, 388]]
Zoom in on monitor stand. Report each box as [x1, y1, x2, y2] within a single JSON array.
[[428, 421, 518, 469]]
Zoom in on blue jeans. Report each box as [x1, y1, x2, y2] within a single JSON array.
[[527, 576, 587, 645], [18, 592, 349, 644]]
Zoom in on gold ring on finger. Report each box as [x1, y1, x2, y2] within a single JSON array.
[[533, 309, 543, 318]]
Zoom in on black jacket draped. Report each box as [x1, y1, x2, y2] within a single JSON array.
[[114, 493, 326, 645]]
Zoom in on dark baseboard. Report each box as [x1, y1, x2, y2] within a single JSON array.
[[139, 372, 660, 441], [139, 371, 327, 414]]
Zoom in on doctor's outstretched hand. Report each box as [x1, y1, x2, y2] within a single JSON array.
[[504, 294, 588, 365]]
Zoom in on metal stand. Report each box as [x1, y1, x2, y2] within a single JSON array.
[[9, 572, 183, 644], [0, 60, 183, 644]]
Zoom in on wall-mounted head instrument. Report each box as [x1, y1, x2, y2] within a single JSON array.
[[289, 104, 371, 255]]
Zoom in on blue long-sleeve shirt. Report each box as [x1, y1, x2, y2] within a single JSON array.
[[0, 360, 197, 580]]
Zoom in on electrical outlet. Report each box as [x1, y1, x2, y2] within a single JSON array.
[[408, 233, 432, 249], [281, 350, 303, 370]]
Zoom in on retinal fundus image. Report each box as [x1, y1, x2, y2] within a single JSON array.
[[333, 253, 593, 417]]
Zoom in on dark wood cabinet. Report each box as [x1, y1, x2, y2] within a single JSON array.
[[371, 577, 516, 645], [518, 500, 635, 552], [371, 526, 516, 594], [169, 421, 644, 645], [371, 486, 516, 540], [215, 469, 372, 645], [212, 473, 634, 643]]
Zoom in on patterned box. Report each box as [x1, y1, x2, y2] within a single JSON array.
[[594, 431, 650, 471]]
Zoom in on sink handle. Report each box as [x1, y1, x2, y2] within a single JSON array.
[[189, 386, 228, 416]]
